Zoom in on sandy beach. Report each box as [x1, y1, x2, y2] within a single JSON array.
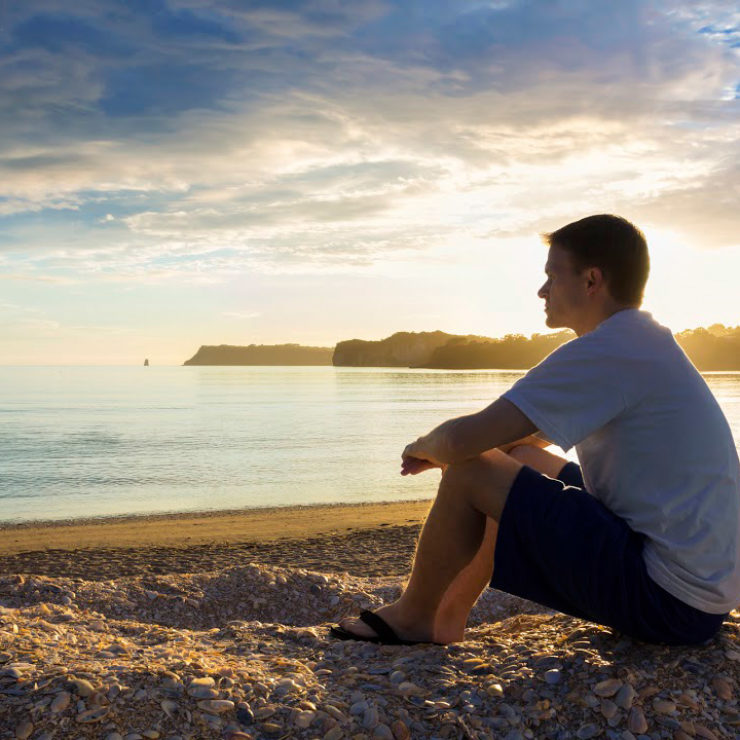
[[1, 501, 739, 740]]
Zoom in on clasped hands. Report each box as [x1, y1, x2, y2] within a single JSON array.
[[400, 436, 444, 476], [401, 431, 548, 476]]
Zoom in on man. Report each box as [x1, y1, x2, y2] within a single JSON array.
[[332, 214, 740, 646]]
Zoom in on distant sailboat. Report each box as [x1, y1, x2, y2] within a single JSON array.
[[144, 358, 149, 366]]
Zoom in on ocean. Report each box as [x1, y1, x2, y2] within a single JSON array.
[[1, 366, 739, 524]]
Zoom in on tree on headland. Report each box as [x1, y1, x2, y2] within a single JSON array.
[[675, 325, 740, 371], [425, 325, 740, 371], [332, 331, 481, 367], [425, 331, 574, 369], [182, 325, 740, 370], [333, 325, 740, 370]]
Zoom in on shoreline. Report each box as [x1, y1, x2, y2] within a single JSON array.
[[0, 498, 433, 557]]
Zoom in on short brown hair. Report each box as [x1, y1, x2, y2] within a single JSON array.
[[544, 214, 650, 306]]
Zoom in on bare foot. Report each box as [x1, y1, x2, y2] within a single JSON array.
[[337, 602, 438, 643], [433, 621, 466, 644]]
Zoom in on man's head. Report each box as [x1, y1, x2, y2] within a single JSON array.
[[538, 214, 650, 335]]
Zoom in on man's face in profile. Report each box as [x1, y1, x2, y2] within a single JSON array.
[[538, 244, 589, 331]]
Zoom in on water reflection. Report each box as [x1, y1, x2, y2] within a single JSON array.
[[0, 366, 738, 523]]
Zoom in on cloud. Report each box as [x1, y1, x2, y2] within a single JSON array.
[[0, 0, 737, 284], [0, 301, 61, 335], [223, 311, 261, 319], [628, 160, 740, 248]]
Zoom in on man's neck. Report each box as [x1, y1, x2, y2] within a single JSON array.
[[574, 304, 635, 337]]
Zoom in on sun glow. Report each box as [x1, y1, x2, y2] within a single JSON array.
[[642, 228, 740, 332]]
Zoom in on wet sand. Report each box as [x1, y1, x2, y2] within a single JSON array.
[[0, 500, 433, 553], [0, 500, 432, 581]]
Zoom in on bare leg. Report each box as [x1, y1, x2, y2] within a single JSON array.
[[432, 444, 571, 641], [338, 450, 522, 643], [507, 443, 569, 479], [432, 516, 498, 642]]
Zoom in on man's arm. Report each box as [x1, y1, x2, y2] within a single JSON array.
[[401, 397, 537, 475], [498, 432, 550, 455]]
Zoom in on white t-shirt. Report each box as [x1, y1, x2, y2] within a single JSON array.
[[503, 309, 740, 614]]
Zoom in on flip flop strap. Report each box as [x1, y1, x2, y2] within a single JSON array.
[[359, 610, 401, 644]]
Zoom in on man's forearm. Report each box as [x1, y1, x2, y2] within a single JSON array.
[[410, 398, 537, 465]]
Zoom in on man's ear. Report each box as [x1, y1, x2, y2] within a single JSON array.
[[585, 267, 604, 296]]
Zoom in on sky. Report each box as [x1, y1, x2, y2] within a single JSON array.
[[1, 1, 738, 365]]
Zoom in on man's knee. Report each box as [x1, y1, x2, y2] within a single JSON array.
[[440, 456, 484, 493], [440, 451, 522, 517], [438, 450, 522, 521]]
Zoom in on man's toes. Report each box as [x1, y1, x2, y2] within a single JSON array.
[[339, 617, 377, 638]]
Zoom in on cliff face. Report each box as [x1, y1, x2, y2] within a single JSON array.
[[333, 331, 467, 367], [184, 344, 333, 366]]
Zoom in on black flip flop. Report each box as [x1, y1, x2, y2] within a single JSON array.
[[330, 610, 437, 646]]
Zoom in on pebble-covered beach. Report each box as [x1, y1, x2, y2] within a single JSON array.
[[1, 516, 739, 740]]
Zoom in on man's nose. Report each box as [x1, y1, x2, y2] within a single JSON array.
[[537, 283, 548, 299]]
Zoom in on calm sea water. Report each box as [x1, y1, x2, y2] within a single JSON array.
[[1, 366, 739, 524]]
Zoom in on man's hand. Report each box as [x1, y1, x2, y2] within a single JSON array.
[[497, 434, 550, 455], [400, 457, 439, 476], [400, 437, 443, 476]]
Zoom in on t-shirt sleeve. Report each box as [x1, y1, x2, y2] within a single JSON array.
[[502, 335, 627, 452]]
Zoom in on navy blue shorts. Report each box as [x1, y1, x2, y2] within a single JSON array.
[[490, 462, 727, 645]]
